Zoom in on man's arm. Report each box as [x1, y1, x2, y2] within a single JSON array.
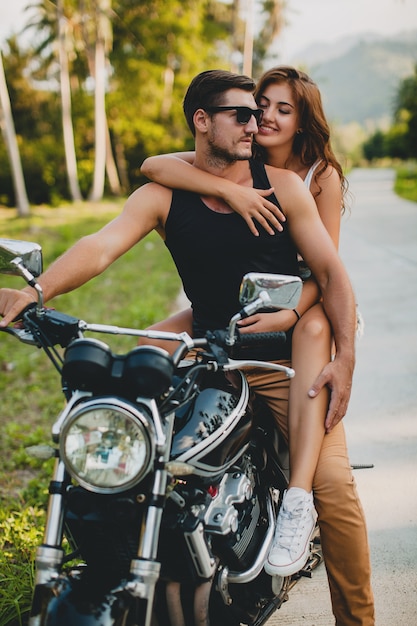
[[268, 168, 356, 431], [141, 152, 285, 236], [0, 183, 171, 327]]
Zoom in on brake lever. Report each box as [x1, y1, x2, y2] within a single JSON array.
[[0, 326, 38, 346], [222, 358, 295, 378]]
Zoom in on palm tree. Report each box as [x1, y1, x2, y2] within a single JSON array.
[[30, 0, 121, 201], [27, 0, 83, 202], [81, 0, 113, 201], [57, 0, 83, 201], [0, 49, 30, 216]]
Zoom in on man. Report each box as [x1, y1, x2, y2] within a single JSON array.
[[0, 70, 374, 625]]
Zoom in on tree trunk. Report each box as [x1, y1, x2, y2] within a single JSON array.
[[231, 0, 242, 72], [0, 50, 30, 216], [105, 119, 122, 195], [89, 1, 109, 201], [57, 0, 83, 202], [113, 132, 129, 193], [243, 0, 254, 76]]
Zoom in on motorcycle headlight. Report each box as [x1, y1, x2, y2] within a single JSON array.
[[60, 398, 155, 493]]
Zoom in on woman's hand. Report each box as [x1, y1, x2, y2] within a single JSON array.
[[142, 153, 286, 236], [237, 310, 297, 334], [222, 186, 286, 236]]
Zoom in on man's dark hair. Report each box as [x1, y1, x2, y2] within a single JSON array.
[[183, 69, 256, 136]]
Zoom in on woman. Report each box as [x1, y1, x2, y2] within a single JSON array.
[[140, 66, 348, 576]]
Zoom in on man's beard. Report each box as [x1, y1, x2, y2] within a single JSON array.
[[206, 129, 253, 167]]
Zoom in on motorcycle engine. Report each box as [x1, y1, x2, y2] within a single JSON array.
[[204, 454, 266, 571], [158, 453, 267, 582]]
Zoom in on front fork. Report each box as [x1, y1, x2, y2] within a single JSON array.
[[123, 460, 167, 625], [32, 458, 67, 587], [29, 458, 68, 626], [30, 412, 175, 626], [124, 411, 177, 624]]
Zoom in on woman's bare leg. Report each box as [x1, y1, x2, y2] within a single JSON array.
[[138, 308, 193, 354], [288, 303, 331, 491]]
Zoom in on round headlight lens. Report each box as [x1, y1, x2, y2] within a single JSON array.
[[61, 398, 154, 493]]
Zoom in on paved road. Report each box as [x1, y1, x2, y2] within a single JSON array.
[[267, 168, 417, 625]]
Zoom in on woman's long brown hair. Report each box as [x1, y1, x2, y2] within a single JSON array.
[[254, 66, 348, 212]]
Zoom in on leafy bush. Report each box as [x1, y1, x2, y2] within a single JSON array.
[[395, 161, 417, 202], [0, 507, 43, 626]]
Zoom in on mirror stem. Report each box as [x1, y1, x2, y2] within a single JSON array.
[[10, 257, 44, 313], [226, 291, 272, 346]]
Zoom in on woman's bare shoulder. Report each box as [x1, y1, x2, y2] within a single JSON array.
[[312, 163, 341, 194], [264, 164, 302, 185], [264, 165, 315, 216]]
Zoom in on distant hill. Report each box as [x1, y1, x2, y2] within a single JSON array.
[[288, 30, 417, 129]]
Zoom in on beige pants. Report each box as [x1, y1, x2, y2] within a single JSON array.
[[245, 363, 375, 626]]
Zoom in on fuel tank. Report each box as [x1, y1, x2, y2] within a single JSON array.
[[171, 369, 253, 477]]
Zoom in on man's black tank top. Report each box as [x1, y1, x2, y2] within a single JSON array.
[[164, 159, 299, 334]]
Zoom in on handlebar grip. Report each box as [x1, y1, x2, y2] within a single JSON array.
[[230, 330, 292, 361], [237, 331, 287, 346]]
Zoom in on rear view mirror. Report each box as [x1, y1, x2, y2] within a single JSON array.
[[0, 239, 43, 277], [239, 272, 302, 310]]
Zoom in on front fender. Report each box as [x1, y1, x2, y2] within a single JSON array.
[[29, 575, 146, 626]]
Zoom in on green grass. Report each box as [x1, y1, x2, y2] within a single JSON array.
[[395, 162, 417, 203], [0, 201, 181, 625]]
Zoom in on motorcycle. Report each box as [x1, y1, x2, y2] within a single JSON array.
[[0, 238, 323, 626]]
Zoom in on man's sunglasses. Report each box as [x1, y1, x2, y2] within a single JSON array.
[[205, 106, 263, 125]]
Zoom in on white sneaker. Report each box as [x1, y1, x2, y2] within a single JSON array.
[[264, 487, 317, 577]]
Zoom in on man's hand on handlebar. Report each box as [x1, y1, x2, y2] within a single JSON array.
[[0, 288, 37, 327]]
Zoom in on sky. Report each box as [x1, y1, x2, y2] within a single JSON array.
[[1, 0, 417, 58], [278, 0, 417, 59]]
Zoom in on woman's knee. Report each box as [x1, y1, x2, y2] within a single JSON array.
[[294, 306, 331, 344]]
